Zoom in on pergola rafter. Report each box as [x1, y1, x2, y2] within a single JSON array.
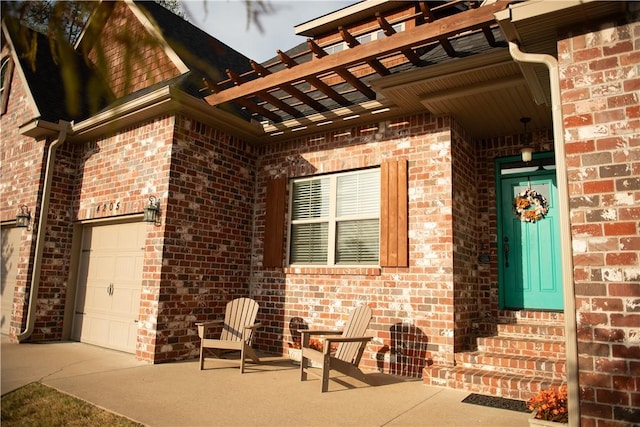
[[204, 1, 512, 128]]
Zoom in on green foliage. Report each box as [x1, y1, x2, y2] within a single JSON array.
[[2, 1, 96, 43]]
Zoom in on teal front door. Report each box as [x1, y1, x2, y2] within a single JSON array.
[[498, 166, 563, 310]]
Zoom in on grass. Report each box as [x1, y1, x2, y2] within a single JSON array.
[[1, 382, 144, 427]]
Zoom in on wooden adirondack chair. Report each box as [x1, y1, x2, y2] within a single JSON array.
[[196, 297, 261, 373], [299, 305, 373, 392]]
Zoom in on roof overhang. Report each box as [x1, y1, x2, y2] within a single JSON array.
[[67, 86, 264, 144], [295, 0, 407, 38], [496, 1, 630, 109], [496, 0, 630, 50], [19, 119, 64, 139]]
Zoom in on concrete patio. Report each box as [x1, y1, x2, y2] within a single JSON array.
[[1, 336, 531, 426]]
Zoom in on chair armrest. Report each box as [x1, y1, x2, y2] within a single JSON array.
[[195, 320, 224, 327], [325, 337, 373, 343], [299, 329, 344, 337], [245, 323, 262, 330], [196, 320, 224, 338], [325, 336, 373, 344]]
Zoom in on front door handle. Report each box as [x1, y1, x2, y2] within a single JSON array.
[[503, 237, 510, 268]]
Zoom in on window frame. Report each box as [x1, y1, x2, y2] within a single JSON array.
[[0, 56, 14, 115], [286, 168, 381, 267]]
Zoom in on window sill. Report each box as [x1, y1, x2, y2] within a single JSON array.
[[284, 266, 382, 276]]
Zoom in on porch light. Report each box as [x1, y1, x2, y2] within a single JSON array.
[[521, 147, 534, 163], [15, 205, 31, 228], [143, 196, 160, 224], [520, 117, 533, 162]]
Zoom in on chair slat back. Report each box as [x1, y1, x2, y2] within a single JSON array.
[[220, 298, 259, 342], [334, 305, 372, 364]]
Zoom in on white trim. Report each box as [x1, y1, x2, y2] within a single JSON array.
[[507, 41, 579, 427], [124, 0, 189, 74], [295, 0, 388, 36], [1, 22, 43, 121]]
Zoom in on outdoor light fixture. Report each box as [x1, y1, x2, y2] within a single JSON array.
[[143, 196, 160, 224], [15, 205, 31, 228], [520, 117, 533, 162]]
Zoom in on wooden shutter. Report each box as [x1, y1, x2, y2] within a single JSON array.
[[263, 176, 287, 268], [380, 159, 408, 267]]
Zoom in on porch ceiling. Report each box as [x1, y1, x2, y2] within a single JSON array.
[[370, 49, 552, 138], [202, 1, 542, 144]]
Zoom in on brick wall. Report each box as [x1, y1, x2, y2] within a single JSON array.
[[153, 115, 257, 362], [0, 55, 47, 338], [251, 113, 457, 375], [558, 15, 639, 426], [451, 122, 479, 351], [73, 116, 174, 360], [88, 2, 181, 99]]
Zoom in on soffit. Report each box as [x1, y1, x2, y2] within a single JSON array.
[[495, 0, 630, 120]]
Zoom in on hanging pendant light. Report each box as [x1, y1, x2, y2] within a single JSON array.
[[520, 117, 533, 162]]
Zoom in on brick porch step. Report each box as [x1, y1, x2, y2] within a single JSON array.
[[456, 351, 566, 378], [425, 364, 564, 401], [495, 322, 565, 340], [477, 336, 565, 358]]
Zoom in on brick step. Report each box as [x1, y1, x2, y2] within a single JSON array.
[[495, 322, 565, 340], [456, 351, 566, 379], [496, 310, 565, 325], [424, 365, 565, 401], [477, 336, 565, 358]]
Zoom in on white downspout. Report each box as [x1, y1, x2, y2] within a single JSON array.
[[17, 121, 71, 342], [508, 42, 579, 427]]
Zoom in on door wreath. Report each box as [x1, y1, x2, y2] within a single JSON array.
[[513, 188, 549, 223]]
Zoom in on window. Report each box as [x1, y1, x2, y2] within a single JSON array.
[[0, 56, 13, 115], [288, 169, 380, 266], [262, 159, 407, 269]]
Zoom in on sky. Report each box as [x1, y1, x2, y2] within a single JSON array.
[[182, 0, 358, 62]]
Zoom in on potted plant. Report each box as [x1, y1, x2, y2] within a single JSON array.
[[527, 384, 568, 426]]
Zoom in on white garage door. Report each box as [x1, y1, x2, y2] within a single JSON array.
[[72, 222, 146, 353], [1, 227, 21, 335]]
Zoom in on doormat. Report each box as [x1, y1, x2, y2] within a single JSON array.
[[461, 393, 529, 413]]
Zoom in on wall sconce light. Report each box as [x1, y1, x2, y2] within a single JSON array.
[[520, 117, 533, 162], [143, 196, 160, 224], [15, 205, 31, 228]]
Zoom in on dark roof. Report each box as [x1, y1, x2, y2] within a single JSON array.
[[133, 1, 254, 89], [3, 18, 111, 122]]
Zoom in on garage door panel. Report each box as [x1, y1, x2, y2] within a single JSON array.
[[112, 288, 136, 316], [1, 227, 21, 335], [86, 286, 112, 312], [108, 319, 138, 352], [89, 255, 116, 280], [73, 222, 145, 354]]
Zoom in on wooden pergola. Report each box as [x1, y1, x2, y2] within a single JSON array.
[[203, 1, 513, 139]]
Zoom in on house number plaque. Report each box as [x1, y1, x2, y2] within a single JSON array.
[[96, 201, 120, 212]]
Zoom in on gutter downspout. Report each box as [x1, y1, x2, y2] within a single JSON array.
[[508, 42, 579, 427], [17, 120, 71, 342]]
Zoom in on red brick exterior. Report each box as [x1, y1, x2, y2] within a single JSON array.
[[559, 16, 639, 426], [0, 50, 46, 337], [252, 114, 458, 374], [88, 3, 181, 99], [2, 3, 638, 423]]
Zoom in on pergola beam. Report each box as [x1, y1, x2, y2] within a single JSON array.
[[204, 1, 511, 107]]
